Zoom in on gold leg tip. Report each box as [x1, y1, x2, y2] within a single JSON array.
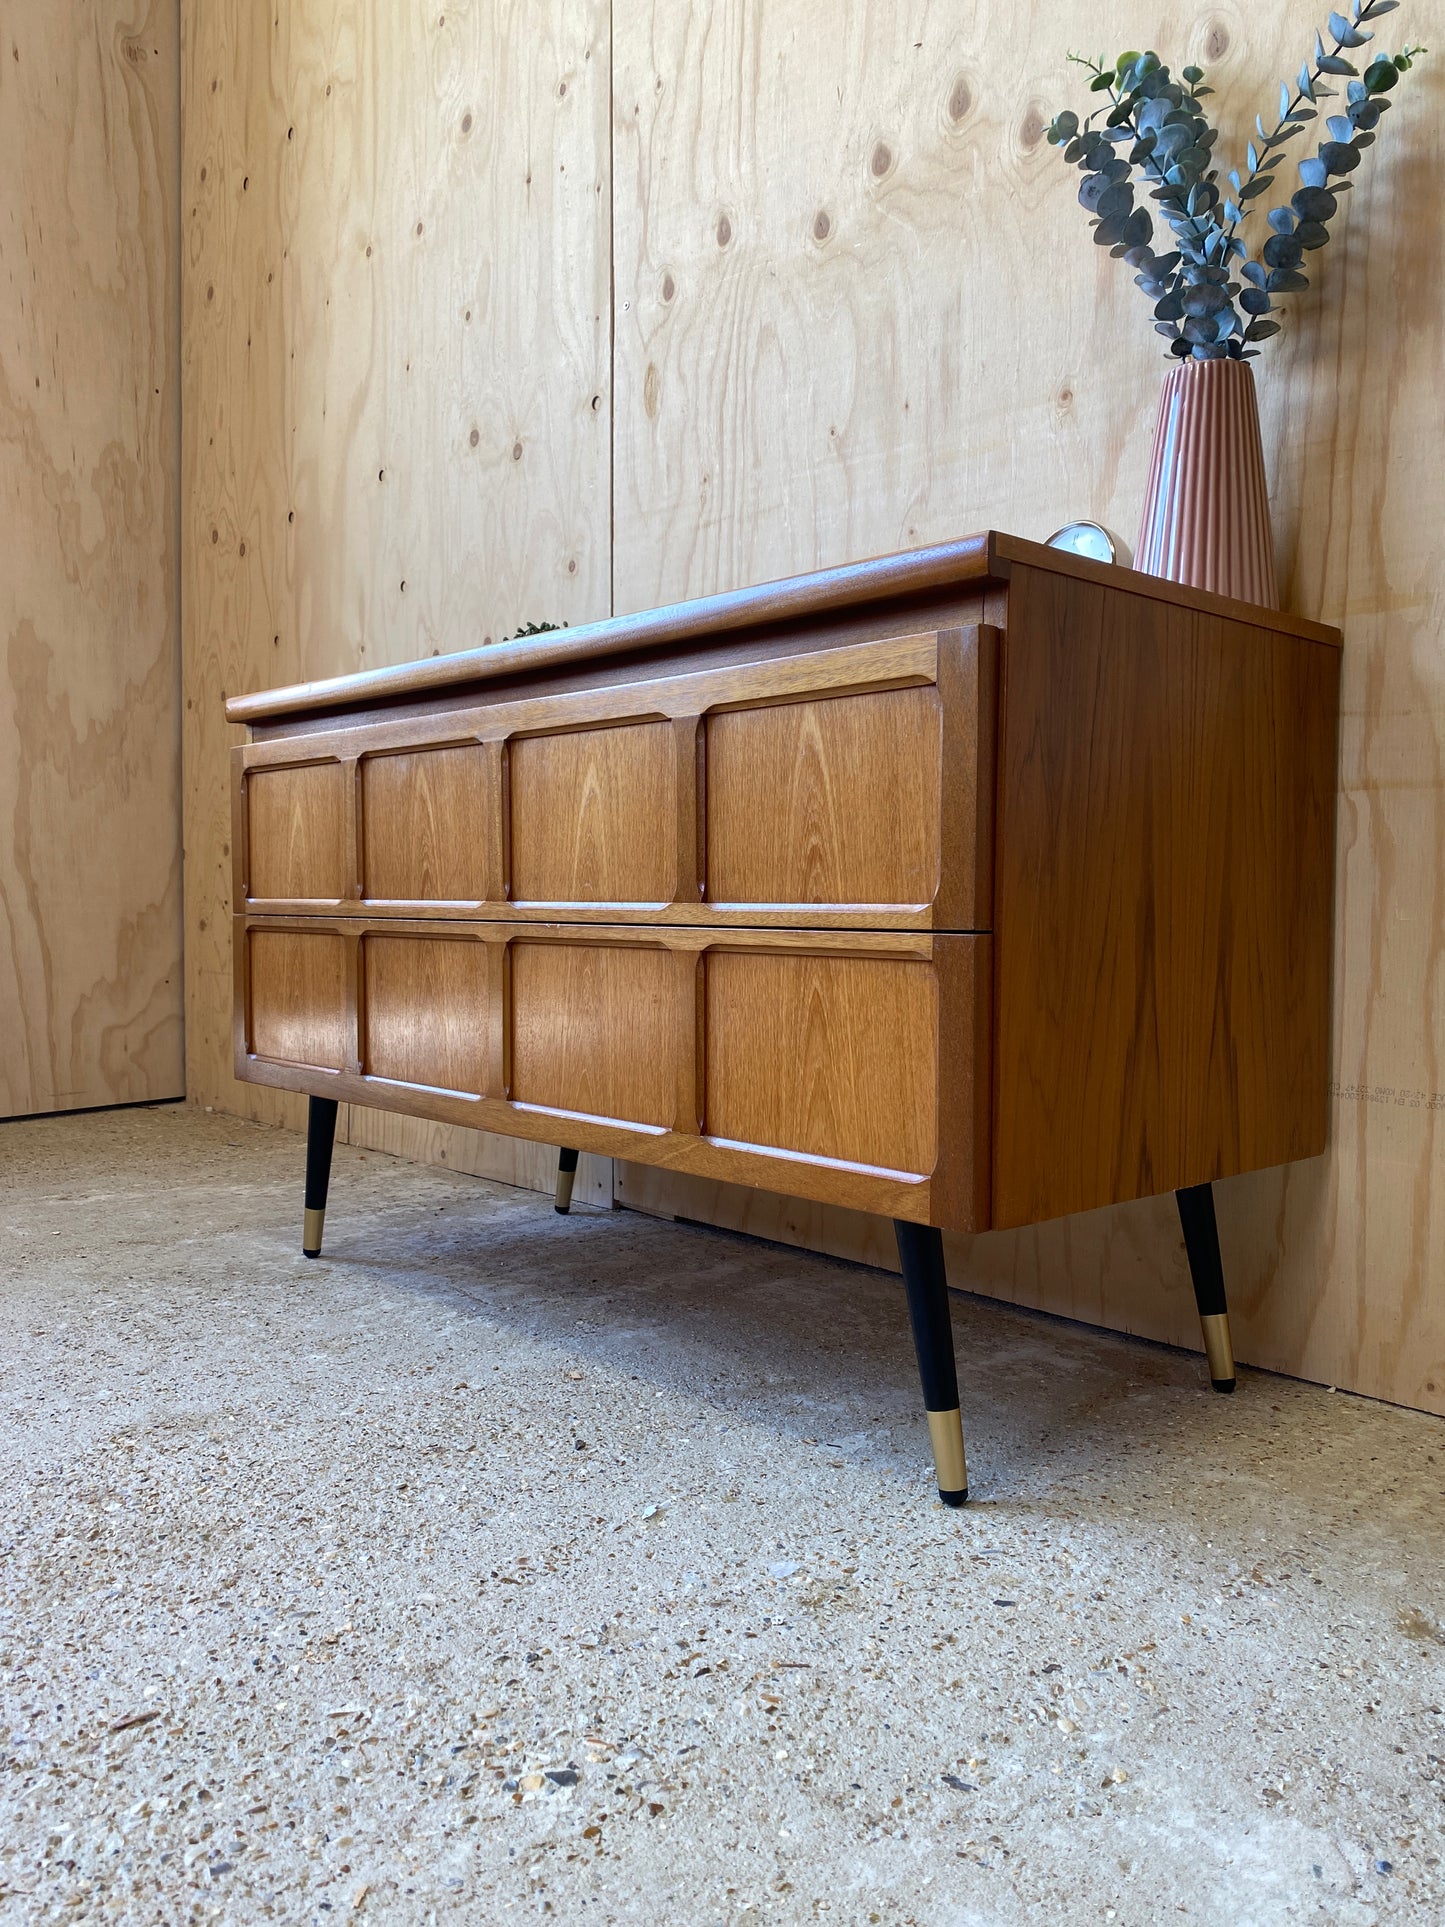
[[1200, 1312, 1235, 1388], [926, 1407, 968, 1501], [302, 1206, 326, 1257]]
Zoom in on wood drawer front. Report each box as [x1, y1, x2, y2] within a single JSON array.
[[511, 939, 678, 1127], [361, 746, 490, 902], [510, 723, 677, 904], [246, 762, 347, 901], [236, 627, 994, 928], [248, 928, 349, 1069], [236, 918, 990, 1228], [706, 687, 941, 908], [705, 950, 937, 1176], [363, 934, 489, 1094]]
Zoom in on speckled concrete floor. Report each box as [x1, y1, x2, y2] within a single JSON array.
[[1, 1106, 1443, 1927]]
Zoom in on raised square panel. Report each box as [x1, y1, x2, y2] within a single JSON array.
[[248, 929, 349, 1069], [247, 762, 346, 900], [704, 951, 937, 1176], [705, 687, 941, 907], [361, 746, 489, 902], [363, 935, 488, 1094], [511, 941, 675, 1126], [509, 723, 675, 903]]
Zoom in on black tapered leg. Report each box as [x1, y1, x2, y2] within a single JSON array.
[[1176, 1182, 1236, 1392], [302, 1096, 339, 1258], [555, 1146, 580, 1214], [894, 1220, 968, 1506]]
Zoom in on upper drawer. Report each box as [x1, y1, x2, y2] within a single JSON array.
[[235, 626, 995, 928], [706, 685, 940, 907]]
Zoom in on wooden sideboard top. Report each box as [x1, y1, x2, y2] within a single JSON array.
[[225, 530, 1342, 727]]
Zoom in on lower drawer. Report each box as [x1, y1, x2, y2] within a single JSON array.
[[235, 918, 990, 1230]]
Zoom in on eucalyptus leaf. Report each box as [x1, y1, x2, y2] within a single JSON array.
[[1244, 318, 1283, 339], [1291, 183, 1339, 217], [1240, 287, 1274, 313], [1078, 173, 1112, 211], [1320, 138, 1362, 170], [1295, 218, 1331, 246], [1262, 231, 1305, 268], [1183, 281, 1231, 315], [1267, 206, 1297, 233], [1298, 155, 1330, 186]]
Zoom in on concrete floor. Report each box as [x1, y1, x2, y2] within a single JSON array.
[[1, 1109, 1443, 1926]]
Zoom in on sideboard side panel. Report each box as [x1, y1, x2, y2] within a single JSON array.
[[992, 564, 1339, 1228]]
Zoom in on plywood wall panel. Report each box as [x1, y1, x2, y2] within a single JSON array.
[[182, 0, 613, 1162], [611, 0, 1445, 1414], [0, 1, 183, 1117], [188, 0, 1445, 1411]]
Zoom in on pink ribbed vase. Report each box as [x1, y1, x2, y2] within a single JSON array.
[[1135, 357, 1279, 609]]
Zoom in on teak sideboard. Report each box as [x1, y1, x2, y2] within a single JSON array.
[[227, 532, 1341, 1504]]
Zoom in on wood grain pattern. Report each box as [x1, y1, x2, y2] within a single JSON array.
[[362, 747, 490, 902], [182, 0, 612, 1161], [992, 566, 1339, 1226], [195, 0, 1445, 1413], [363, 934, 489, 1095], [232, 629, 975, 925], [706, 687, 941, 907], [609, 0, 1445, 1415], [235, 915, 981, 1222], [247, 762, 347, 902], [705, 950, 937, 1174], [227, 530, 1335, 726], [249, 929, 348, 1070], [510, 723, 677, 903], [510, 940, 678, 1127], [0, 0, 183, 1117]]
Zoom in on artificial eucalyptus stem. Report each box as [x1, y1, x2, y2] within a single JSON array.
[[1047, 3, 1425, 359]]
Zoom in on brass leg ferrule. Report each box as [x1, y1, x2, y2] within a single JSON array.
[[1200, 1311, 1236, 1391], [927, 1407, 968, 1505], [302, 1206, 326, 1257], [554, 1164, 577, 1214]]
